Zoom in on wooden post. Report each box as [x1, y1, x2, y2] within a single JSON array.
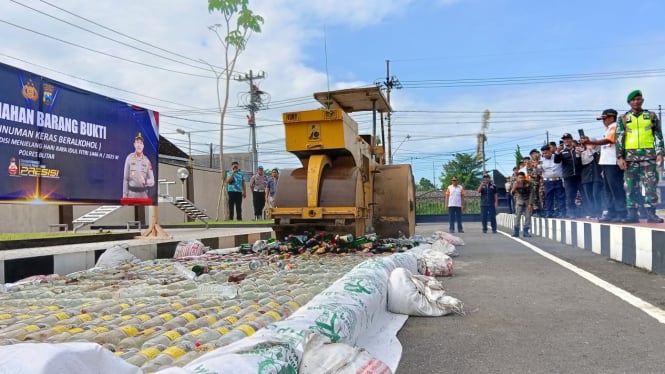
[[138, 205, 172, 239]]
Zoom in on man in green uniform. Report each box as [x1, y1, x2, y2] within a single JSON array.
[[616, 90, 664, 223]]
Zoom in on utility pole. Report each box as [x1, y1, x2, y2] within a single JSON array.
[[384, 60, 401, 164], [235, 70, 266, 171]]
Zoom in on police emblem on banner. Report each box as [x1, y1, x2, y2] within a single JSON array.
[[21, 79, 38, 101], [43, 83, 55, 106]]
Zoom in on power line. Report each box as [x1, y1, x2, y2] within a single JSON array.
[[0, 18, 214, 78]]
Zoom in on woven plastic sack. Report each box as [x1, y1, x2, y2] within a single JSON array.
[[387, 267, 463, 316], [95, 244, 138, 268], [173, 239, 207, 258], [417, 250, 453, 277]]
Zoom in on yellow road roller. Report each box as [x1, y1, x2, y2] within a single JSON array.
[[268, 87, 415, 239]]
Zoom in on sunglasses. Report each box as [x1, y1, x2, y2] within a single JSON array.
[[451, 179, 458, 182]]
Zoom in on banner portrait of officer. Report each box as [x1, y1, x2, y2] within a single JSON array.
[[123, 132, 155, 198]]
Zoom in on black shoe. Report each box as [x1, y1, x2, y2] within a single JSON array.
[[449, 229, 455, 233], [647, 209, 664, 223], [598, 214, 615, 223], [492, 230, 498, 234], [458, 230, 464, 233], [482, 229, 488, 233]]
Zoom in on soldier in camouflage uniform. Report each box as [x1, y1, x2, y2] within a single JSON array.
[[616, 90, 664, 223], [511, 171, 535, 237], [528, 148, 544, 217]]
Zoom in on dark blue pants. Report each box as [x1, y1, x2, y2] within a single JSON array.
[[506, 192, 513, 214], [581, 181, 603, 218], [543, 180, 565, 217], [601, 164, 627, 217], [563, 176, 581, 217], [228, 191, 243, 220], [481, 205, 497, 231], [448, 207, 463, 231]]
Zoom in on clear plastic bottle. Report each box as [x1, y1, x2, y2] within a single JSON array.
[[22, 325, 69, 341], [141, 312, 175, 329], [116, 326, 165, 350], [93, 324, 141, 345], [163, 311, 200, 330], [124, 344, 167, 367], [140, 341, 196, 372], [184, 314, 217, 330], [180, 327, 222, 344], [140, 327, 189, 349]]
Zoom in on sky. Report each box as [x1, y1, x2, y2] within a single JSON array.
[[3, 0, 665, 187]]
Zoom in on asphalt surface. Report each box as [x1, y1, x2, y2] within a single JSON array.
[[397, 223, 665, 374]]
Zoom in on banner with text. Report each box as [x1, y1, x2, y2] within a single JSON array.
[[0, 62, 159, 205]]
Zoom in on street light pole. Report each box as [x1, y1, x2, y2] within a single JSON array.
[[176, 129, 192, 169]]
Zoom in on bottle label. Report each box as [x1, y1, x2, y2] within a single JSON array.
[[206, 316, 217, 325], [23, 325, 40, 332], [140, 347, 161, 359], [28, 305, 39, 310], [121, 315, 132, 321], [143, 328, 157, 336], [119, 303, 131, 309], [171, 303, 184, 310], [101, 315, 114, 321], [136, 314, 152, 321], [52, 325, 69, 333], [68, 327, 85, 334], [266, 302, 280, 309], [120, 325, 139, 337], [54, 312, 70, 320], [181, 312, 197, 322], [249, 304, 260, 310], [228, 306, 241, 312], [16, 314, 32, 320], [190, 329, 204, 336], [77, 314, 93, 322], [285, 301, 300, 309], [93, 327, 109, 333], [159, 313, 174, 321], [163, 330, 181, 341], [223, 316, 238, 324], [46, 306, 60, 311], [265, 311, 282, 321], [163, 346, 186, 359], [0, 314, 11, 320], [235, 324, 256, 337], [215, 327, 230, 335]]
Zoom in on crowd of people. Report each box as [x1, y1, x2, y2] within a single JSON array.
[[226, 163, 279, 221], [503, 89, 664, 237]]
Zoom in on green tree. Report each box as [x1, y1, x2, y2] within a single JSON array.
[[417, 177, 436, 191], [207, 0, 264, 220], [440, 152, 484, 190]]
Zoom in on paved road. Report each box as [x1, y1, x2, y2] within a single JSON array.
[[397, 223, 665, 374]]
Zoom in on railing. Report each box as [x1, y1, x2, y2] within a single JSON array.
[[416, 190, 481, 215]]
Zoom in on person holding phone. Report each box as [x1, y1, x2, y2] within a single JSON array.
[[226, 161, 246, 220], [478, 173, 498, 233], [582, 109, 627, 222], [554, 133, 582, 219]]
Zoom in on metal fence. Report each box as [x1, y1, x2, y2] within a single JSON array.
[[416, 189, 481, 215]]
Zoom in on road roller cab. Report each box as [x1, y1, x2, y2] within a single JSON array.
[[268, 87, 415, 240]]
